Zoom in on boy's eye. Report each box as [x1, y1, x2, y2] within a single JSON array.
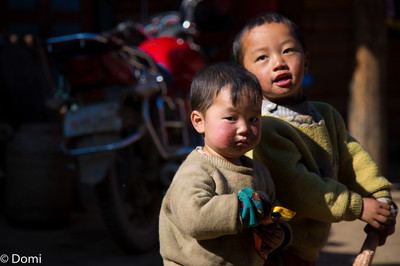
[[225, 117, 236, 121], [283, 48, 298, 54], [249, 117, 259, 122], [256, 55, 268, 62]]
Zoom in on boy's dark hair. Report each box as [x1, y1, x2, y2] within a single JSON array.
[[190, 62, 262, 114], [233, 12, 306, 65]]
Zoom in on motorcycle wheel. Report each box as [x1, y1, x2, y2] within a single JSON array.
[[94, 147, 162, 253]]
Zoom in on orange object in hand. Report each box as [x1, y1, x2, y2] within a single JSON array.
[[253, 206, 296, 260]]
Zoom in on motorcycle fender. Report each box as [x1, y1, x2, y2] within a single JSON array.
[[74, 133, 119, 185], [77, 151, 115, 185]]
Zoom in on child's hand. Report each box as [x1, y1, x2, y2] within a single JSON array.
[[237, 187, 270, 228], [253, 223, 285, 258], [363, 199, 397, 246], [360, 198, 391, 229]]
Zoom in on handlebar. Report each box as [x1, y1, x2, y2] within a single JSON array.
[[46, 33, 112, 57]]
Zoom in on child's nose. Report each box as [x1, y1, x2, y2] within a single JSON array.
[[237, 120, 250, 134], [272, 55, 287, 70]]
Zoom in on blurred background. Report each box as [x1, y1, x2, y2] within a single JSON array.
[[0, 0, 399, 265]]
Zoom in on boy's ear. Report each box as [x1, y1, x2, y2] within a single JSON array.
[[191, 110, 205, 134], [304, 52, 311, 74]]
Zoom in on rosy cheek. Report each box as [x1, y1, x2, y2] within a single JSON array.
[[252, 126, 259, 135], [214, 126, 234, 144], [253, 69, 266, 82], [252, 125, 260, 137], [256, 77, 270, 93]]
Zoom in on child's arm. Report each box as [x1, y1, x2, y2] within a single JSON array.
[[253, 119, 363, 222], [253, 110, 392, 223], [337, 132, 392, 198], [168, 170, 241, 240], [331, 105, 391, 199]]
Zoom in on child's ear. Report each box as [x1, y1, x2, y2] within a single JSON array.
[[191, 110, 205, 134], [304, 52, 311, 74]]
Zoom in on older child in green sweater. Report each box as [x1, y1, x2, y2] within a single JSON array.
[[159, 62, 293, 265], [233, 12, 397, 265]]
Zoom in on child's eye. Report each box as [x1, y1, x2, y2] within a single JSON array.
[[283, 48, 296, 54], [249, 117, 259, 122], [256, 55, 268, 62], [225, 117, 236, 121]]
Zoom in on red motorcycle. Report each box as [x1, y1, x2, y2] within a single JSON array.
[[46, 0, 206, 253]]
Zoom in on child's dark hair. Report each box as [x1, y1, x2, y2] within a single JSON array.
[[233, 12, 306, 65], [190, 62, 262, 114]]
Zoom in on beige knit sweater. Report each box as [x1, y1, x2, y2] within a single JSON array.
[[248, 101, 392, 261], [159, 149, 280, 266]]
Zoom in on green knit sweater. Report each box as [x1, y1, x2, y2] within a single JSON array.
[[159, 148, 281, 266], [247, 100, 392, 261]]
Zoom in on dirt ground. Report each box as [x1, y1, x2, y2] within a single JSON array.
[[1, 185, 399, 266]]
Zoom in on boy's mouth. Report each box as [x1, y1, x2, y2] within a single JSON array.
[[273, 73, 292, 86], [236, 138, 248, 146]]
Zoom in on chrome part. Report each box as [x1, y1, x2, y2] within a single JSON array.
[[62, 126, 147, 155]]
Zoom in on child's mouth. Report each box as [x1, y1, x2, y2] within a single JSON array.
[[236, 138, 248, 146], [273, 74, 292, 86]]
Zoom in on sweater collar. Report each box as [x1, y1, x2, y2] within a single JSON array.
[[262, 96, 323, 124], [194, 147, 254, 172], [262, 96, 311, 116]]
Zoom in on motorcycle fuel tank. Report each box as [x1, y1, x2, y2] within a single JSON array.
[[139, 36, 206, 97]]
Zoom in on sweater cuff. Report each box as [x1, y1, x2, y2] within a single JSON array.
[[344, 192, 363, 220], [370, 189, 392, 199]]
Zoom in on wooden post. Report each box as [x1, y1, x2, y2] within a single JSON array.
[[349, 0, 387, 174]]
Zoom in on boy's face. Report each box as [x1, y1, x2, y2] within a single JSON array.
[[191, 85, 262, 166], [241, 22, 309, 104]]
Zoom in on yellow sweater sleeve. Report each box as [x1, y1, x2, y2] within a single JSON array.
[[251, 116, 362, 223], [330, 106, 392, 198], [250, 102, 392, 224]]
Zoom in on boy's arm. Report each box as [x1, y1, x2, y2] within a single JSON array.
[[325, 103, 392, 198], [334, 109, 395, 226], [331, 107, 397, 243], [168, 166, 241, 240], [337, 132, 392, 199], [252, 117, 363, 222]]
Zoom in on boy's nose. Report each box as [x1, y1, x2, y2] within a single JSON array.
[[272, 55, 287, 70], [237, 121, 250, 135]]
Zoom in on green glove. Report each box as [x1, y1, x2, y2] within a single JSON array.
[[237, 187, 265, 228]]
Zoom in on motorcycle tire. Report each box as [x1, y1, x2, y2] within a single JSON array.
[[94, 153, 162, 254]]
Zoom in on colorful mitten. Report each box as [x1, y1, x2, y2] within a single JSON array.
[[253, 206, 296, 260], [237, 187, 265, 228]]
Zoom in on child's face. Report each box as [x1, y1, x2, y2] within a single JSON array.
[[191, 86, 262, 166], [241, 22, 309, 104]]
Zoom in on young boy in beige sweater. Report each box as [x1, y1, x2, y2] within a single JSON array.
[[159, 62, 292, 265]]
